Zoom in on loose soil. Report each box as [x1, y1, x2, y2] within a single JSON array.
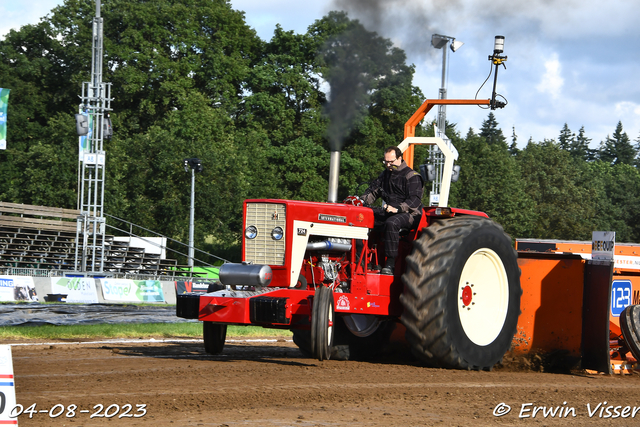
[[7, 336, 640, 426]]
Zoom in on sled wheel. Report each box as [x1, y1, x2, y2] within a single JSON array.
[[310, 286, 335, 361], [400, 216, 521, 370], [203, 322, 227, 355], [620, 305, 640, 362]]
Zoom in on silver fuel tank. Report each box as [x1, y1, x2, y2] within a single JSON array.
[[218, 263, 273, 287]]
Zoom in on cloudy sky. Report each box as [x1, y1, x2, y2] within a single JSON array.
[[1, 0, 639, 148]]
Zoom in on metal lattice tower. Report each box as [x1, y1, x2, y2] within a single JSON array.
[[75, 0, 112, 272]]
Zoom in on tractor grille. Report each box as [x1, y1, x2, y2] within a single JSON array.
[[244, 203, 286, 266]]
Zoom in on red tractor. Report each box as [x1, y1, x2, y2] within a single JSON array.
[[177, 37, 520, 370], [177, 101, 522, 370]]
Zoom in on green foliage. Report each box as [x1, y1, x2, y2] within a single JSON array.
[[518, 140, 597, 240], [586, 161, 640, 242], [3, 0, 640, 254], [449, 129, 535, 238]]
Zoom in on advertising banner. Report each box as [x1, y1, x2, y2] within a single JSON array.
[[78, 110, 93, 160], [175, 281, 224, 295], [0, 88, 9, 150], [101, 279, 165, 303], [51, 277, 99, 303], [0, 276, 38, 302]]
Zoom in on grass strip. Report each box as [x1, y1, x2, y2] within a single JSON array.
[[0, 323, 293, 341]]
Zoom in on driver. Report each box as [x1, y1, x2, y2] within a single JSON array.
[[361, 146, 424, 275]]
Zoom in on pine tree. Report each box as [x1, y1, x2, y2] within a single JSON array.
[[479, 112, 507, 148], [571, 126, 592, 161], [509, 126, 519, 156], [599, 121, 635, 165], [558, 123, 575, 151]]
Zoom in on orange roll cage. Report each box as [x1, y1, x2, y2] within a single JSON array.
[[403, 99, 491, 168]]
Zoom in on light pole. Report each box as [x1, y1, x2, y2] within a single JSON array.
[[184, 158, 203, 268], [431, 34, 463, 138]]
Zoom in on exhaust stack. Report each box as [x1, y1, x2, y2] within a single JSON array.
[[328, 150, 340, 203]]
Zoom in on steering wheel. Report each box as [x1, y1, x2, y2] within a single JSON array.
[[343, 195, 364, 206]]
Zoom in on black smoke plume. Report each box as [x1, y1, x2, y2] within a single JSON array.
[[318, 12, 400, 151]]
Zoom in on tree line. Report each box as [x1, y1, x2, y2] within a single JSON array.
[[1, 0, 639, 262]]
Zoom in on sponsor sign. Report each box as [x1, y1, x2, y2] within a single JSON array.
[[52, 277, 99, 303], [83, 151, 105, 165], [613, 256, 640, 271], [0, 346, 17, 425], [611, 280, 632, 317], [336, 295, 350, 310], [175, 281, 217, 294], [0, 276, 38, 302], [592, 231, 615, 261], [102, 279, 165, 302]]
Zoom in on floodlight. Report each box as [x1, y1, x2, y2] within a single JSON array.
[[451, 40, 464, 52], [431, 34, 450, 49], [184, 158, 203, 173]]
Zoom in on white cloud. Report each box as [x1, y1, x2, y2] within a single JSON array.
[[2, 0, 640, 147], [536, 54, 563, 99]]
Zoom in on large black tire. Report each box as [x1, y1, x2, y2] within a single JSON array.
[[293, 316, 394, 361], [400, 216, 521, 370], [310, 286, 335, 361], [620, 305, 640, 362], [203, 322, 227, 355]]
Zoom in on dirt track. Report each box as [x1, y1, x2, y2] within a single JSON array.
[[8, 336, 640, 426]]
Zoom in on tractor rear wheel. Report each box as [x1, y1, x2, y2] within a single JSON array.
[[310, 285, 335, 361], [400, 216, 521, 370], [203, 322, 227, 355]]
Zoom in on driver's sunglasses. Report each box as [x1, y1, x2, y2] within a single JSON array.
[[382, 158, 397, 165]]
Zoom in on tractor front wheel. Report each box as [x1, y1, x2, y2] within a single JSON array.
[[203, 322, 227, 355], [310, 285, 335, 361], [400, 216, 521, 370]]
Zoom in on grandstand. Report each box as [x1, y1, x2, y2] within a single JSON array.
[[0, 202, 200, 278]]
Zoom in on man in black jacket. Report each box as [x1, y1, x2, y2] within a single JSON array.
[[361, 146, 424, 275]]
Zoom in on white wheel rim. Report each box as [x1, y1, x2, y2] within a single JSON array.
[[327, 303, 334, 348], [457, 248, 509, 346]]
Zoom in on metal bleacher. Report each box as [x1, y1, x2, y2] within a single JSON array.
[[0, 202, 195, 278]]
